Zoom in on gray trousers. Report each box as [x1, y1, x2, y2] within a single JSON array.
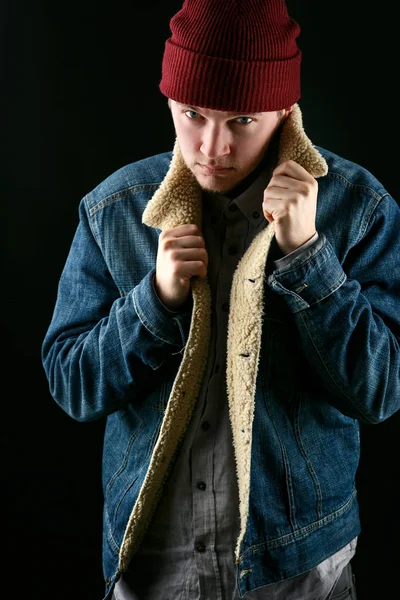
[[328, 562, 357, 599], [111, 561, 357, 600]]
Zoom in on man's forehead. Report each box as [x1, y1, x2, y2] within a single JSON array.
[[175, 101, 265, 117]]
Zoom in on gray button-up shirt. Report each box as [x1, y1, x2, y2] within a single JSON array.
[[113, 162, 357, 600]]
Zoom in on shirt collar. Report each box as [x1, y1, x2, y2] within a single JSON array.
[[203, 157, 274, 227], [228, 165, 271, 225]]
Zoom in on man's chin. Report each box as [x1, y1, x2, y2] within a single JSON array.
[[193, 171, 240, 195], [199, 182, 237, 194]]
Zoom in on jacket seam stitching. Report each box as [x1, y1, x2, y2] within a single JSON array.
[[105, 421, 145, 554], [293, 395, 323, 519], [355, 194, 384, 244], [88, 184, 160, 216], [324, 172, 387, 201], [239, 490, 357, 559], [132, 286, 177, 347], [304, 272, 347, 308], [298, 307, 376, 423], [264, 391, 297, 532]]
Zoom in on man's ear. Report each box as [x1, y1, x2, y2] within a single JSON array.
[[283, 105, 294, 118]]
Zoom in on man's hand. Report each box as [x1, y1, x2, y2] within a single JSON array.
[[155, 224, 208, 310], [263, 160, 318, 255]]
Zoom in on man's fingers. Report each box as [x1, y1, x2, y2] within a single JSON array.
[[179, 260, 208, 280], [161, 224, 201, 239], [268, 175, 291, 189], [170, 235, 205, 248], [264, 186, 291, 200], [170, 245, 207, 261], [155, 223, 207, 309], [272, 159, 315, 184], [160, 225, 205, 251]]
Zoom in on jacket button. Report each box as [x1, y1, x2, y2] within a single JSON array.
[[201, 421, 210, 431], [228, 245, 238, 255], [197, 481, 206, 491], [228, 203, 238, 212], [252, 210, 260, 219], [196, 542, 206, 552], [222, 302, 229, 312]]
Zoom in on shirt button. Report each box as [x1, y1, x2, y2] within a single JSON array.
[[228, 203, 238, 212], [222, 302, 229, 312], [228, 245, 238, 255], [197, 481, 206, 491], [252, 210, 260, 219], [201, 421, 210, 431], [196, 542, 206, 552]]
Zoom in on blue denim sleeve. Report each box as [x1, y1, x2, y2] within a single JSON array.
[[267, 194, 400, 424], [41, 198, 192, 422], [133, 270, 193, 348]]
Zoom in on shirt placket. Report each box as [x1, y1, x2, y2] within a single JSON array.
[[189, 203, 226, 600], [190, 202, 249, 599]]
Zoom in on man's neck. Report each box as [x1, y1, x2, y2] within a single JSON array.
[[225, 157, 268, 200]]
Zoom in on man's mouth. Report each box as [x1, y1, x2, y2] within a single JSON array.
[[199, 164, 234, 175]]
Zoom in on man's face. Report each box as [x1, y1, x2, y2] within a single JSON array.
[[169, 99, 291, 194]]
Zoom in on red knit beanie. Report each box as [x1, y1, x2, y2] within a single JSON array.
[[159, 0, 301, 113]]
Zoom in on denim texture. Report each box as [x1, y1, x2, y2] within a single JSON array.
[[42, 145, 400, 599]]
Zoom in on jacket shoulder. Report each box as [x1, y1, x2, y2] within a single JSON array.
[[84, 151, 173, 210], [314, 145, 388, 198]]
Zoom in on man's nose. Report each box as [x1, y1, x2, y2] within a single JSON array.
[[200, 125, 230, 160]]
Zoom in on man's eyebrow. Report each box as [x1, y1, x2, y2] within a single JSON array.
[[177, 102, 263, 117]]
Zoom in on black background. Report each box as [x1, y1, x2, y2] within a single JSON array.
[[2, 2, 399, 598]]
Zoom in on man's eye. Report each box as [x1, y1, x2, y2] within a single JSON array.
[[185, 110, 200, 119], [235, 117, 253, 124]]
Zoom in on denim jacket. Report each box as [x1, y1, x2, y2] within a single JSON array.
[[42, 104, 400, 598]]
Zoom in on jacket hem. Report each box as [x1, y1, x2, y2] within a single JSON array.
[[236, 490, 361, 597]]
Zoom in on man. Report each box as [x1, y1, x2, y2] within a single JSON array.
[[41, 0, 400, 599]]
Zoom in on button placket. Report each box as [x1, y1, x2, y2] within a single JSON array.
[[190, 373, 218, 585]]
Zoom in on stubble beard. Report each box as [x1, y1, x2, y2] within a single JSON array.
[[189, 162, 247, 195]]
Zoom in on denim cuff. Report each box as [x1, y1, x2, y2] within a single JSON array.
[[132, 270, 193, 346], [267, 232, 347, 313]]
